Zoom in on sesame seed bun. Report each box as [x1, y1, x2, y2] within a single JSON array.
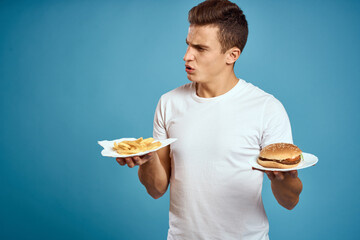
[[257, 143, 302, 169]]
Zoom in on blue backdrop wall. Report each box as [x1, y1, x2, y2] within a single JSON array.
[[1, 0, 359, 239]]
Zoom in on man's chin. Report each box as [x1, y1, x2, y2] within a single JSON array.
[[186, 75, 194, 82], [186, 74, 201, 83]]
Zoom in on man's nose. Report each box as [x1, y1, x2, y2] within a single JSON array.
[[183, 46, 194, 61]]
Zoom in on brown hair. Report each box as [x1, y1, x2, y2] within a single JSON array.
[[188, 0, 248, 53]]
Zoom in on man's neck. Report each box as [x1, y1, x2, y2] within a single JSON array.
[[196, 72, 239, 98]]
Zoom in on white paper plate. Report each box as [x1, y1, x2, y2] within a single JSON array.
[[98, 138, 177, 158], [248, 152, 318, 171]]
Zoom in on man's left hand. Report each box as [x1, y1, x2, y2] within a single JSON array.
[[252, 168, 298, 181], [252, 168, 302, 210]]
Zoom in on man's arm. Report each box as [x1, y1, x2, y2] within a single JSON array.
[[265, 170, 303, 210], [259, 97, 302, 209], [116, 146, 171, 199], [138, 146, 171, 199]]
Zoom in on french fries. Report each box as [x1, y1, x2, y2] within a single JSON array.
[[113, 137, 162, 155]]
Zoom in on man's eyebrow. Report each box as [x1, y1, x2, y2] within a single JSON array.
[[185, 38, 209, 49]]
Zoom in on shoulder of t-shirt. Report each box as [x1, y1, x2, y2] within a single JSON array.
[[238, 79, 287, 113], [239, 79, 274, 102], [159, 82, 193, 103]]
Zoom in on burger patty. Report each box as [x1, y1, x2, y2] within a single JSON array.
[[258, 155, 301, 165]]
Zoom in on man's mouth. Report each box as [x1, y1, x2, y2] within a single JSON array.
[[185, 65, 195, 73]]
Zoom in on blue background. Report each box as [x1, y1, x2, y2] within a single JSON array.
[[1, 0, 359, 239]]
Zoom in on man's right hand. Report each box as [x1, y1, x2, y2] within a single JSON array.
[[116, 152, 155, 168], [117, 146, 171, 199]]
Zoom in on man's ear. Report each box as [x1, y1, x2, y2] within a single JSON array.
[[226, 47, 241, 65]]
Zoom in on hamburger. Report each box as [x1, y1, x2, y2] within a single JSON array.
[[257, 143, 302, 169]]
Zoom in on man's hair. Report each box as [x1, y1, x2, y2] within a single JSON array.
[[188, 0, 248, 53]]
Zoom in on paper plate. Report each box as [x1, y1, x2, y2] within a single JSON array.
[[98, 138, 177, 158]]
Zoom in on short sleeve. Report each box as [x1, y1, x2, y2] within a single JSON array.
[[153, 96, 168, 140], [260, 96, 293, 149]]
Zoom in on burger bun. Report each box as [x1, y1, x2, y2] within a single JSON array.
[[257, 143, 302, 169]]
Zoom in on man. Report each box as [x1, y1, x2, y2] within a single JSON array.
[[117, 0, 303, 239]]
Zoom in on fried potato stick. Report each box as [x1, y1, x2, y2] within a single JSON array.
[[113, 137, 161, 155]]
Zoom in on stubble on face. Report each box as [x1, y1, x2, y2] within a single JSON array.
[[184, 25, 240, 98], [184, 25, 227, 84]]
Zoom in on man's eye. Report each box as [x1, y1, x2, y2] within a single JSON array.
[[197, 48, 205, 52]]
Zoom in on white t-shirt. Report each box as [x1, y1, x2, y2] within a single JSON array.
[[153, 79, 293, 240]]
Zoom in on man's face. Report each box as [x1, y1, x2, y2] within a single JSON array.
[[184, 25, 228, 83]]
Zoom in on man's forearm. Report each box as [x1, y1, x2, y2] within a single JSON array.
[[271, 176, 303, 210], [138, 153, 170, 199]]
